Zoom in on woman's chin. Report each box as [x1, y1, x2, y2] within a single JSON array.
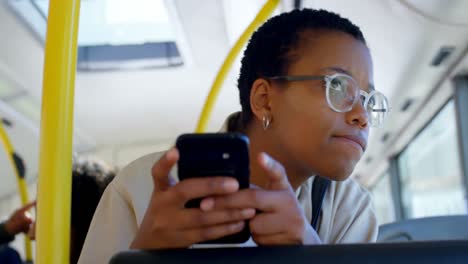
[[318, 159, 358, 182]]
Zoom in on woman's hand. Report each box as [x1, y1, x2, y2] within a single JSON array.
[[201, 153, 321, 245], [130, 148, 256, 249]]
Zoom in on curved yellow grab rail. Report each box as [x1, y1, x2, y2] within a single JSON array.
[[195, 0, 280, 132], [36, 0, 81, 263], [0, 120, 32, 262]]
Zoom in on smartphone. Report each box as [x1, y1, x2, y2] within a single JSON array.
[[176, 132, 250, 244]]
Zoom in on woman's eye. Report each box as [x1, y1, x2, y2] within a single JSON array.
[[331, 79, 345, 91]]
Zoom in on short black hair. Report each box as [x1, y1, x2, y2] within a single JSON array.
[[70, 158, 116, 264], [237, 8, 367, 126]]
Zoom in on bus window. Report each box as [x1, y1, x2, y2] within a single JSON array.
[[397, 100, 467, 219]]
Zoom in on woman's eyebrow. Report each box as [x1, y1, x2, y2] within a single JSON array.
[[323, 66, 353, 77], [324, 66, 375, 92]]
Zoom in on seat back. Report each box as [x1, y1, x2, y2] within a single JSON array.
[[378, 215, 468, 242]]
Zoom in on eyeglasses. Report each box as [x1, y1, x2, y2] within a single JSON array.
[[268, 73, 390, 127]]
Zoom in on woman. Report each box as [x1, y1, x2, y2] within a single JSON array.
[[79, 8, 389, 263]]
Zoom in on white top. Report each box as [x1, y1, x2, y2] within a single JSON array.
[[79, 113, 378, 263], [78, 151, 378, 263]]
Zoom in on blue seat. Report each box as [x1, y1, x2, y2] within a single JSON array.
[[378, 215, 468, 242]]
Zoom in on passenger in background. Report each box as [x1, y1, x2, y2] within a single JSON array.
[[69, 158, 116, 264], [0, 201, 35, 246], [0, 201, 35, 264], [28, 157, 116, 264]]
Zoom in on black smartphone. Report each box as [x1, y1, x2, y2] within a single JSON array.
[[176, 132, 250, 244]]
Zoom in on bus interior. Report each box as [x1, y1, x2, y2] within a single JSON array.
[[0, 0, 468, 263]]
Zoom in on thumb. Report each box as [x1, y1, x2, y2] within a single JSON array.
[[258, 152, 292, 191], [152, 148, 179, 192]]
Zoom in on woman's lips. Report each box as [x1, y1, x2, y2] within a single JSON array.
[[332, 135, 366, 152]]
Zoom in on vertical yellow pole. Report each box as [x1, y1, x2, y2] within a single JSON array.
[[195, 0, 279, 132], [0, 122, 32, 261], [36, 0, 81, 263]]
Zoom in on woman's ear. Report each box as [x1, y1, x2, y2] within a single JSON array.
[[249, 78, 273, 122]]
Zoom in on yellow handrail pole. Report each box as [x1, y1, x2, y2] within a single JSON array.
[[195, 0, 280, 132], [35, 0, 81, 263], [0, 121, 32, 261]]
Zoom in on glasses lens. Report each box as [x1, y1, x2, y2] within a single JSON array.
[[327, 75, 359, 112], [367, 92, 389, 127]]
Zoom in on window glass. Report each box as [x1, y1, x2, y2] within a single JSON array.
[[398, 100, 467, 218]]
